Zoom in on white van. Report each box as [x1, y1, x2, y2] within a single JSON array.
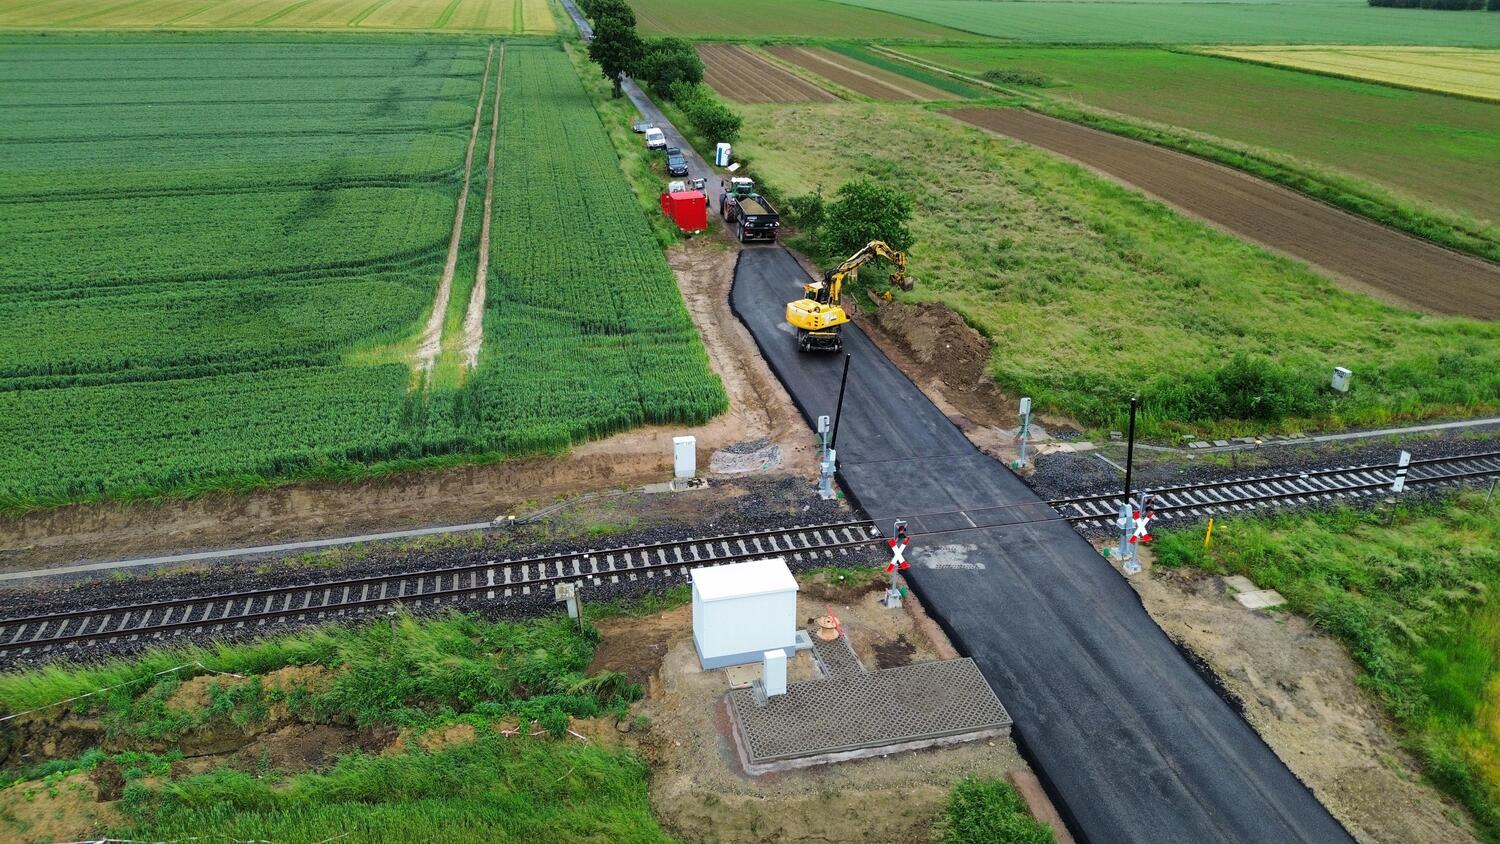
[[644, 127, 666, 150]]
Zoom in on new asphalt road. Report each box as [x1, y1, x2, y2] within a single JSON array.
[[732, 246, 1353, 844]]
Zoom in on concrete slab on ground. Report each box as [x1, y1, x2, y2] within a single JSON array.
[[728, 657, 1012, 774]]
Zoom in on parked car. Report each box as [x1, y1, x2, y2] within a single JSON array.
[[632, 120, 651, 134], [667, 153, 689, 177], [644, 127, 666, 150], [665, 146, 681, 157]]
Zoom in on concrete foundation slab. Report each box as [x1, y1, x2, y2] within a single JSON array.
[[727, 657, 1011, 774], [1237, 589, 1287, 610]]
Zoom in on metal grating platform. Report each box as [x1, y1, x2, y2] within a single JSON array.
[[729, 657, 1011, 766], [808, 629, 864, 678]]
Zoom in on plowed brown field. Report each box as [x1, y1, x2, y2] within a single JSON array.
[[767, 46, 959, 101], [696, 44, 838, 104], [948, 108, 1500, 319]]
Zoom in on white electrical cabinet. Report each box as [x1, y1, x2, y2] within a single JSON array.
[[691, 557, 798, 669]]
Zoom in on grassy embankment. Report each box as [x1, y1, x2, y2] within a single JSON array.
[[1155, 492, 1500, 840], [0, 613, 667, 842], [897, 45, 1500, 261], [737, 101, 1500, 437]]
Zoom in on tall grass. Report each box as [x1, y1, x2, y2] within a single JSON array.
[[1154, 492, 1500, 839], [934, 777, 1054, 844], [116, 733, 672, 843]]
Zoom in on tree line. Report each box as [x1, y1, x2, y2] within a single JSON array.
[[580, 0, 742, 142], [1367, 0, 1498, 10]]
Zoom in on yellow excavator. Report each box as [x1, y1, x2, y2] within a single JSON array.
[[786, 240, 911, 352]]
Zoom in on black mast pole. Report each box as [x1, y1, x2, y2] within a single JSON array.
[[830, 354, 852, 450]]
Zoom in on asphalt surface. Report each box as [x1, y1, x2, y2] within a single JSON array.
[[732, 247, 1354, 844]]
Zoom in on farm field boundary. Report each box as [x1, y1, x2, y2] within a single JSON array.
[[945, 107, 1500, 319], [830, 0, 1500, 46], [896, 45, 1500, 261], [625, 0, 972, 39], [765, 45, 961, 101], [734, 100, 1500, 436], [0, 37, 724, 512], [0, 0, 557, 33], [1202, 46, 1500, 103], [697, 44, 838, 103]]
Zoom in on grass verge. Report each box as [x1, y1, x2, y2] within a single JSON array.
[[736, 100, 1500, 438], [1155, 492, 1500, 840], [935, 777, 1055, 844], [0, 611, 665, 842]]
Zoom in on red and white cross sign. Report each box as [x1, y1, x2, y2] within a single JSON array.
[[1128, 509, 1154, 545], [886, 536, 911, 573]]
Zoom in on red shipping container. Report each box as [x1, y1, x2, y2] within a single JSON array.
[[661, 190, 707, 233]]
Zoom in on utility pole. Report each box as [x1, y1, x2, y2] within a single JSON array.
[[830, 354, 851, 451], [818, 355, 851, 500]]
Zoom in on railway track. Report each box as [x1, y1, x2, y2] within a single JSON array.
[[0, 520, 882, 658], [1050, 451, 1500, 527]]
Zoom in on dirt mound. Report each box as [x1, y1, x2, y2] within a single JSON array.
[[588, 607, 690, 690]]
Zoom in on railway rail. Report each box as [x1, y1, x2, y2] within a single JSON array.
[[1050, 450, 1500, 527], [0, 520, 882, 658]]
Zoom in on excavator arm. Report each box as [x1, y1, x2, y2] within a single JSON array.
[[819, 240, 911, 302], [788, 241, 912, 353]]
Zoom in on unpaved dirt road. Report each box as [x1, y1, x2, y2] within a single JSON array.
[[416, 43, 494, 375], [696, 44, 837, 104], [462, 44, 505, 370], [767, 46, 959, 101], [948, 108, 1500, 320]]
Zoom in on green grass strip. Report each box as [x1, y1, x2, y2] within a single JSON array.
[[825, 43, 984, 99], [513, 0, 523, 34], [254, 0, 319, 27], [348, 0, 398, 27], [1025, 98, 1500, 265], [434, 0, 467, 29]]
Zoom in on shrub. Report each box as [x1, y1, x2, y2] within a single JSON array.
[[1139, 354, 1322, 426], [638, 37, 703, 99], [669, 82, 742, 144], [822, 179, 915, 257], [981, 68, 1051, 86]]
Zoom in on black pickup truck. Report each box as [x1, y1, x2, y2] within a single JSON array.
[[718, 176, 780, 243]]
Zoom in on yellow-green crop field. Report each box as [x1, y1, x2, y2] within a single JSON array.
[[1206, 46, 1500, 102], [0, 0, 555, 33]]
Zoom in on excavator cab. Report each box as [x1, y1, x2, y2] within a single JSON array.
[[786, 241, 911, 353]]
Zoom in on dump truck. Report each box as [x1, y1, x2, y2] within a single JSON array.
[[718, 177, 779, 243]]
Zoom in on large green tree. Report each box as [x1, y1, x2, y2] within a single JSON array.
[[637, 38, 703, 99], [588, 16, 644, 98], [822, 179, 914, 257]]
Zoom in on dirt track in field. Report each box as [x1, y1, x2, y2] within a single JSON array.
[[948, 107, 1500, 320], [416, 42, 493, 376], [462, 44, 504, 371], [766, 46, 959, 102], [696, 44, 837, 104]]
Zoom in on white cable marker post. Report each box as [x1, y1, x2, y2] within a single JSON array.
[[1013, 397, 1032, 469], [1392, 450, 1411, 493], [883, 519, 910, 608]]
